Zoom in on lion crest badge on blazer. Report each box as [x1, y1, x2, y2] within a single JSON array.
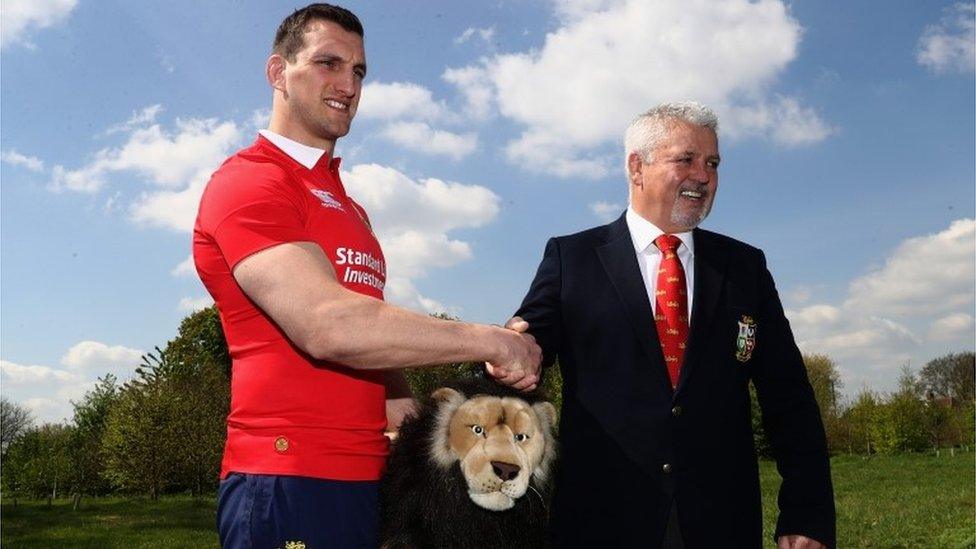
[[735, 315, 757, 362]]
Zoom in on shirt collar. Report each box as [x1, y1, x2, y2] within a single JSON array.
[[625, 205, 695, 256], [258, 129, 333, 170]]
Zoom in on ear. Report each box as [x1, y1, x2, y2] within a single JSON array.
[[627, 152, 644, 187], [266, 54, 287, 94], [431, 387, 462, 403], [532, 402, 557, 432]]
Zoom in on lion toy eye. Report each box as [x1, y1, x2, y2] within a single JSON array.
[[471, 425, 485, 437], [514, 433, 529, 442]]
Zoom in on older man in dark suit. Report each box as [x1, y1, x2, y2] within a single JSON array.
[[511, 102, 835, 548]]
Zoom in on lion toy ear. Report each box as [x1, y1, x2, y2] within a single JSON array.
[[532, 401, 557, 433], [431, 387, 462, 403]]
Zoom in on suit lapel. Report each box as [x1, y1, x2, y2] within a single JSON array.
[[596, 215, 673, 394], [675, 229, 728, 394]]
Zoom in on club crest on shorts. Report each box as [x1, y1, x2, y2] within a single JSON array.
[[735, 315, 756, 363]]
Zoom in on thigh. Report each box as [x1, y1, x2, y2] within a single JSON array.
[[217, 473, 256, 549], [220, 474, 380, 549]]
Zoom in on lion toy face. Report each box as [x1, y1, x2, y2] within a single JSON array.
[[380, 377, 558, 548], [429, 386, 557, 511]]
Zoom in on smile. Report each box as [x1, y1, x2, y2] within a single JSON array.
[[325, 99, 349, 111], [679, 190, 704, 200]]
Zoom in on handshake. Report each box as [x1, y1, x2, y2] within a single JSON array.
[[483, 316, 543, 392]]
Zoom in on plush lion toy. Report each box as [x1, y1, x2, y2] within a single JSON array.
[[380, 376, 558, 548]]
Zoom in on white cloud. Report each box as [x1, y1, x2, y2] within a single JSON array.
[[442, 65, 494, 121], [249, 108, 271, 132], [917, 3, 976, 74], [844, 219, 975, 316], [103, 104, 164, 136], [171, 255, 195, 277], [178, 296, 214, 312], [929, 313, 975, 341], [1, 149, 45, 172], [0, 0, 77, 50], [60, 341, 144, 371], [0, 360, 83, 384], [2, 343, 139, 424], [786, 219, 976, 393], [22, 398, 70, 424], [725, 96, 834, 146], [54, 117, 241, 192], [447, 0, 830, 178], [589, 201, 623, 222], [343, 163, 501, 312], [358, 81, 449, 122], [454, 26, 495, 45], [343, 164, 499, 235], [379, 122, 478, 161], [787, 285, 813, 306], [50, 108, 245, 232], [383, 277, 456, 316]]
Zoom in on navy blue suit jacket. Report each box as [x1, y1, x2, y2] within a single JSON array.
[[515, 214, 835, 547]]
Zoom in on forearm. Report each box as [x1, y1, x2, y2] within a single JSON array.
[[303, 291, 502, 369]]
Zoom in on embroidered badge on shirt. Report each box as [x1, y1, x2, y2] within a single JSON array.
[[310, 189, 344, 211], [735, 315, 757, 362], [284, 542, 306, 549]]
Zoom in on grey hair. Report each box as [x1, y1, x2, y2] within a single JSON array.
[[624, 101, 719, 177]]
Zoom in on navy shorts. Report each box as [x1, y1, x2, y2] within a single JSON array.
[[217, 473, 379, 549]]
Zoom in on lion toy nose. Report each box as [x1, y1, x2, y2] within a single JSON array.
[[490, 461, 521, 481]]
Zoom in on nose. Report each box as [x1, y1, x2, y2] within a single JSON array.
[[335, 70, 357, 97], [691, 161, 711, 184], [490, 461, 521, 481]]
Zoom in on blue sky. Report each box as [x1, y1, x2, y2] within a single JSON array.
[[2, 0, 974, 423]]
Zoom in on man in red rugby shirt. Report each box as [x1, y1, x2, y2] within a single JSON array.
[[193, 5, 540, 547]]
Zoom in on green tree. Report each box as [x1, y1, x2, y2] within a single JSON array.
[[3, 424, 74, 502], [68, 375, 119, 506], [803, 354, 843, 454], [843, 389, 880, 454], [871, 367, 928, 454], [0, 397, 33, 459], [102, 307, 231, 497], [102, 380, 180, 499], [920, 352, 975, 405], [160, 306, 231, 495]]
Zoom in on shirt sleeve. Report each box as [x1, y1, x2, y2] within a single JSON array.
[[200, 161, 311, 269]]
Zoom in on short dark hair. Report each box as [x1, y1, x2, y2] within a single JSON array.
[[273, 4, 364, 61]]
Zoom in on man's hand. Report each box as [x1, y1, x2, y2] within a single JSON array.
[[485, 316, 541, 391], [777, 535, 827, 549]]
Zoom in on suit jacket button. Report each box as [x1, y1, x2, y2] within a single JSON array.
[[274, 436, 289, 453], [662, 463, 672, 474], [671, 406, 682, 417]]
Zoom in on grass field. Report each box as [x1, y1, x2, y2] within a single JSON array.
[[2, 452, 973, 547]]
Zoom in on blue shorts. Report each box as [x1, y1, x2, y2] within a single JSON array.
[[217, 473, 379, 548]]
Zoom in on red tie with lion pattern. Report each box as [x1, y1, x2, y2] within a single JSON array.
[[654, 234, 688, 389]]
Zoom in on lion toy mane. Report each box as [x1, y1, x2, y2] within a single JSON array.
[[380, 376, 558, 548]]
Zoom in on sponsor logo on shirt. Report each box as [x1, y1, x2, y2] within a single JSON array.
[[310, 189, 344, 211], [335, 246, 386, 291]]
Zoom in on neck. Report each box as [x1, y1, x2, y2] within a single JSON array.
[[268, 106, 336, 158]]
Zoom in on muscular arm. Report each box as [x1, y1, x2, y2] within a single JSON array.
[[233, 241, 540, 386]]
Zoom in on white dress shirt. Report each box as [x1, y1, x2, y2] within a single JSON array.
[[625, 206, 695, 323], [259, 129, 329, 169]]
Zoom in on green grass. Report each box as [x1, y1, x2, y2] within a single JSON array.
[[761, 451, 975, 548], [2, 452, 973, 547], [0, 495, 219, 548]]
